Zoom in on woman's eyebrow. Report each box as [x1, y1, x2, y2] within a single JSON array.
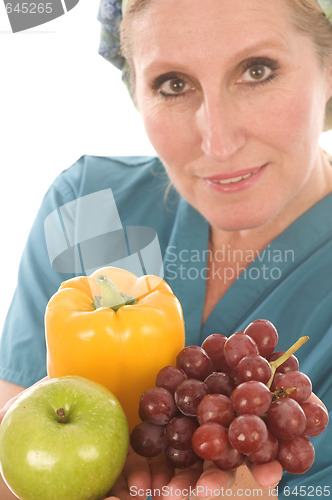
[[230, 35, 291, 60], [141, 35, 290, 76]]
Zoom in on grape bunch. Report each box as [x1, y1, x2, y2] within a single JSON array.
[[130, 319, 329, 475]]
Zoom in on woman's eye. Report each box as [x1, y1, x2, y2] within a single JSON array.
[[243, 64, 272, 83], [248, 64, 272, 80], [158, 78, 192, 97]]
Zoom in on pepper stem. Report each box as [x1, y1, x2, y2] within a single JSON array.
[[94, 275, 138, 312], [267, 336, 309, 389]]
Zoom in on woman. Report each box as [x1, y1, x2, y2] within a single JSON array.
[[1, 0, 332, 498]]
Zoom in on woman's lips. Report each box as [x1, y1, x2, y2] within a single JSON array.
[[202, 164, 267, 192]]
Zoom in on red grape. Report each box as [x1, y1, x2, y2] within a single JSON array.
[[204, 372, 236, 397], [176, 346, 214, 380], [237, 355, 272, 384], [201, 334, 229, 372], [267, 398, 306, 439], [228, 414, 268, 454], [268, 351, 299, 374], [130, 421, 167, 457], [247, 431, 278, 464], [165, 446, 199, 468], [139, 387, 177, 425], [232, 381, 272, 416], [224, 331, 259, 369], [130, 322, 327, 479], [300, 402, 329, 437], [174, 378, 208, 416], [165, 416, 199, 450], [278, 436, 315, 474], [197, 394, 234, 427], [275, 371, 312, 403], [192, 422, 229, 461], [214, 446, 245, 470], [156, 365, 188, 395], [270, 372, 283, 391], [244, 319, 278, 357]]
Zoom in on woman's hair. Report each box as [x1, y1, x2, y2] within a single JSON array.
[[120, 0, 332, 126], [120, 0, 149, 96], [286, 0, 332, 62]]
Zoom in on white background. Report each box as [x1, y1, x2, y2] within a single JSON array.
[[0, 1, 332, 335], [0, 0, 155, 334]]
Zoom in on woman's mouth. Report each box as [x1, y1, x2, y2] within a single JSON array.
[[213, 168, 260, 184], [203, 165, 266, 192]]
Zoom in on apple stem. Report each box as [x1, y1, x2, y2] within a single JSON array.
[[267, 336, 309, 389], [56, 408, 67, 424], [93, 275, 138, 312]]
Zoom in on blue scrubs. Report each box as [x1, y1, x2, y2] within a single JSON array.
[[0, 155, 331, 497]]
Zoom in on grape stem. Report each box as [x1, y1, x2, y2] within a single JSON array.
[[267, 336, 309, 389]]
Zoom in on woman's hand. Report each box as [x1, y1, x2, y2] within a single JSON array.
[[0, 377, 48, 424], [105, 451, 281, 500], [0, 390, 25, 424], [105, 447, 175, 500]]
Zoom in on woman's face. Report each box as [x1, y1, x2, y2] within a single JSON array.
[[131, 0, 332, 232]]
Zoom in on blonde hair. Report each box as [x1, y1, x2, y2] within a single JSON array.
[[286, 0, 332, 61], [286, 0, 332, 129], [120, 0, 332, 127]]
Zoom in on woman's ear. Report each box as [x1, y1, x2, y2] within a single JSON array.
[[325, 97, 332, 130], [323, 62, 332, 130], [326, 59, 332, 96]]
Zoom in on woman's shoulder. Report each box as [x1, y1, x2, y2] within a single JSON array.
[[77, 154, 165, 176], [39, 155, 179, 244], [50, 154, 167, 198], [42, 154, 175, 214]]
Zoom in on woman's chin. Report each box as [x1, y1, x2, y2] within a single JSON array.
[[203, 208, 277, 234]]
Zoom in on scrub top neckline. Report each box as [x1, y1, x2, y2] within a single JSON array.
[[164, 192, 332, 345]]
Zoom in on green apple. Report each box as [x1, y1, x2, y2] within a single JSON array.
[[0, 376, 129, 500]]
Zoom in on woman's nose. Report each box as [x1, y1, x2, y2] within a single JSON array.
[[197, 95, 247, 161]]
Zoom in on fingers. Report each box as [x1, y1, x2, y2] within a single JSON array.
[[123, 448, 152, 496], [162, 460, 203, 500], [107, 446, 151, 499], [107, 450, 175, 500], [107, 472, 147, 500], [108, 456, 282, 500], [149, 454, 174, 500], [306, 392, 327, 411], [0, 377, 49, 424], [247, 460, 283, 489], [0, 392, 24, 423], [194, 461, 236, 498], [107, 473, 137, 500]]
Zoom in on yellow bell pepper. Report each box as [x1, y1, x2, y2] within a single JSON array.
[[45, 266, 185, 430]]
